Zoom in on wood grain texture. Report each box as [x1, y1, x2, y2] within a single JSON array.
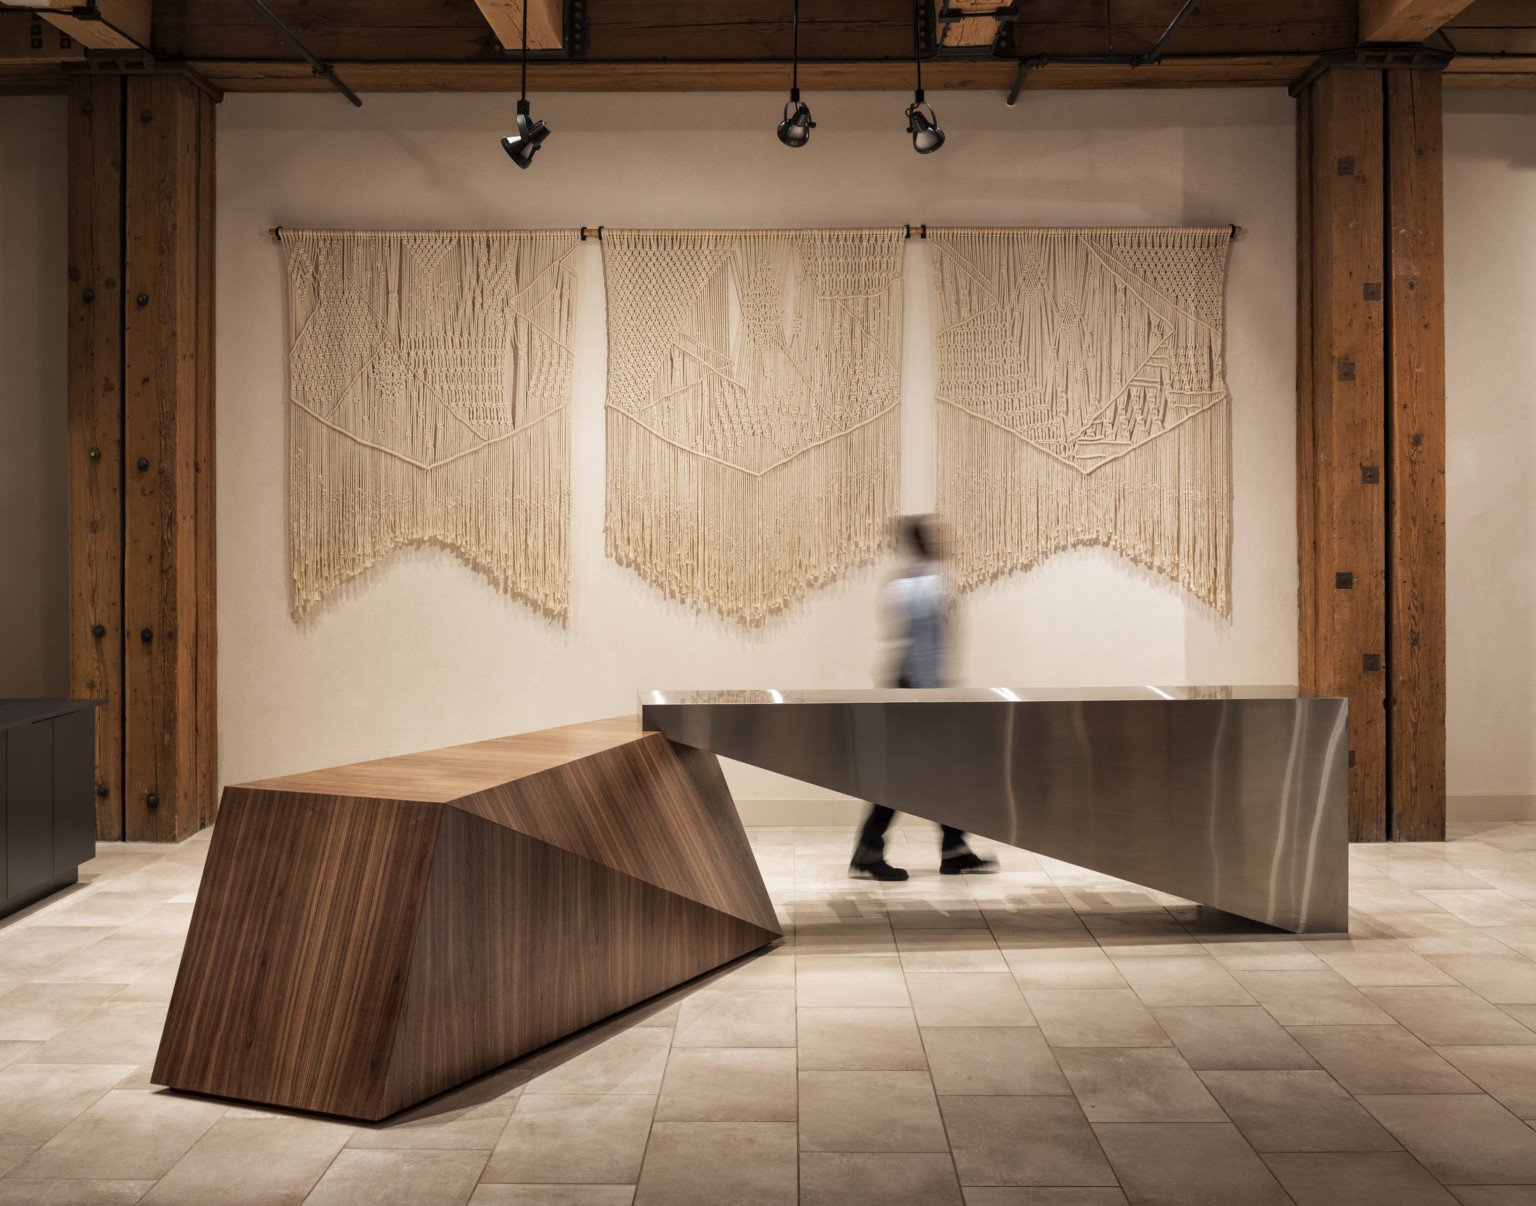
[[154, 717, 779, 1120], [1386, 68, 1447, 841], [473, 0, 564, 51], [193, 84, 217, 834], [123, 74, 213, 841], [1302, 68, 1388, 842], [1360, 0, 1478, 43], [66, 73, 125, 841]]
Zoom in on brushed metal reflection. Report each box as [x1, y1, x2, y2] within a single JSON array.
[[641, 688, 1349, 933]]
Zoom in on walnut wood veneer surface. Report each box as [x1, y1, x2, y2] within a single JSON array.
[[152, 717, 779, 1120]]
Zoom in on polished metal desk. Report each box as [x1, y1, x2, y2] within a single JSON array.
[[642, 687, 1349, 933]]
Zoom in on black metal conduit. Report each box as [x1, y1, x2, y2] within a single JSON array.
[[241, 0, 362, 107]]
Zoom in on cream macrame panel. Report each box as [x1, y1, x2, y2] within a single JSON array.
[[929, 227, 1233, 614], [280, 229, 578, 619], [603, 229, 904, 623]]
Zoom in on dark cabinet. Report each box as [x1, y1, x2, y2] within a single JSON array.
[[0, 700, 103, 918]]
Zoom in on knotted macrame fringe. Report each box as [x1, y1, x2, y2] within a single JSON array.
[[604, 228, 904, 624], [930, 226, 1233, 616], [281, 229, 577, 620]]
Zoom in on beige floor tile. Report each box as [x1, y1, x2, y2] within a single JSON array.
[[108, 904, 195, 941], [1092, 1122, 1291, 1206], [1364, 986, 1536, 1045], [655, 1048, 797, 1122], [1485, 928, 1536, 960], [1342, 880, 1444, 914], [672, 988, 795, 1047], [1288, 1023, 1478, 1093], [789, 921, 897, 955], [633, 1121, 796, 1206], [524, 1027, 671, 1095], [21, 1001, 167, 1066], [303, 1149, 487, 1206], [800, 1152, 962, 1206], [482, 1094, 655, 1184], [922, 1027, 1070, 1095], [942, 1096, 1115, 1187], [0, 1041, 40, 1072], [796, 956, 911, 1008], [0, 926, 120, 976], [1419, 891, 1536, 928], [1306, 939, 1460, 987], [983, 909, 1092, 939], [1229, 968, 1395, 1025], [0, 1145, 26, 1177], [1465, 865, 1536, 899], [140, 1114, 353, 1204], [1438, 1046, 1536, 1117], [1199, 1069, 1400, 1151], [1080, 913, 1199, 955], [1150, 1006, 1317, 1071], [11, 1088, 225, 1180], [348, 1109, 508, 1150], [29, 938, 182, 987], [1445, 1187, 1536, 1205], [1376, 862, 1496, 891], [1003, 945, 1129, 991], [896, 930, 1009, 973], [1110, 956, 1254, 1006], [888, 904, 990, 930], [1405, 933, 1519, 956], [797, 1007, 927, 1070], [1056, 1048, 1225, 1123], [1023, 990, 1170, 1048], [1359, 1093, 1536, 1183], [960, 1191, 1128, 1205], [468, 1188, 634, 1206], [0, 1182, 155, 1205], [1261, 1152, 1457, 1205], [0, 1062, 144, 1146], [0, 982, 127, 1042], [798, 1071, 947, 1153], [1424, 954, 1536, 1003], [906, 972, 1035, 1027]]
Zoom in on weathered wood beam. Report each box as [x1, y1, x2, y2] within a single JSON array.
[[473, 0, 563, 52], [66, 72, 125, 841], [121, 73, 217, 841], [38, 0, 151, 51], [1360, 0, 1477, 42], [1386, 67, 1446, 840], [0, 10, 84, 61]]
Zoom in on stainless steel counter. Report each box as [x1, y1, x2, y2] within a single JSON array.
[[641, 687, 1349, 933]]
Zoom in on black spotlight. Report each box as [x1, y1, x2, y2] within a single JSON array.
[[777, 0, 814, 147], [502, 0, 549, 168], [503, 99, 550, 168], [906, 94, 944, 154], [778, 91, 815, 148], [905, 0, 945, 154]]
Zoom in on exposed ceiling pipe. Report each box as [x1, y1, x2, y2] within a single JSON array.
[[1007, 0, 1201, 105], [241, 0, 362, 107]]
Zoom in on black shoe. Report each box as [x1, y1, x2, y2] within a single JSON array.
[[849, 857, 910, 881], [940, 850, 998, 875]]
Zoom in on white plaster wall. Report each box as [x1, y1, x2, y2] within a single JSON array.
[[0, 96, 68, 698], [215, 88, 1299, 799], [1444, 91, 1536, 806]]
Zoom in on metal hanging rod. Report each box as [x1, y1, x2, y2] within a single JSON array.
[[271, 224, 1245, 242], [242, 0, 362, 107]]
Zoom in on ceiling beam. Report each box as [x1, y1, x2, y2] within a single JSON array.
[[474, 0, 563, 53], [1359, 0, 1477, 42], [27, 0, 151, 51], [0, 9, 84, 61]]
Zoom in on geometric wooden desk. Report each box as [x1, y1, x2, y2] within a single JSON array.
[[153, 716, 780, 1120]]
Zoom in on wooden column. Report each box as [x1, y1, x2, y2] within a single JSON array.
[[1386, 69, 1447, 842], [1296, 63, 1446, 842], [68, 70, 218, 842], [66, 74, 126, 841]]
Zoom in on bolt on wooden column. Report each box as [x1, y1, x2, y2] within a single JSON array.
[[1296, 63, 1447, 842], [68, 71, 218, 842]]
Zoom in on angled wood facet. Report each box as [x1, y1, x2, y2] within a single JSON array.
[[153, 717, 779, 1121]]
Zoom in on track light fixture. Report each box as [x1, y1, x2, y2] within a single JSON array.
[[906, 0, 945, 154], [777, 0, 815, 147], [502, 0, 550, 168]]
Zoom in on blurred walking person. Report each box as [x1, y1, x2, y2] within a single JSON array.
[[849, 515, 996, 881]]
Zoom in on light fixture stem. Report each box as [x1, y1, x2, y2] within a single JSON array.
[[913, 0, 923, 95], [521, 0, 528, 102], [792, 0, 799, 93]]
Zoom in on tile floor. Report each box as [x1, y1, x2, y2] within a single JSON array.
[[5, 821, 1536, 1203]]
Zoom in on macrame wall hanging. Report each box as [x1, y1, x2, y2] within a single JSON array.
[[280, 229, 578, 620], [928, 226, 1233, 615], [603, 228, 904, 624]]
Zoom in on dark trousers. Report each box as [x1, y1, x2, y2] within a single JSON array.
[[856, 804, 966, 858]]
